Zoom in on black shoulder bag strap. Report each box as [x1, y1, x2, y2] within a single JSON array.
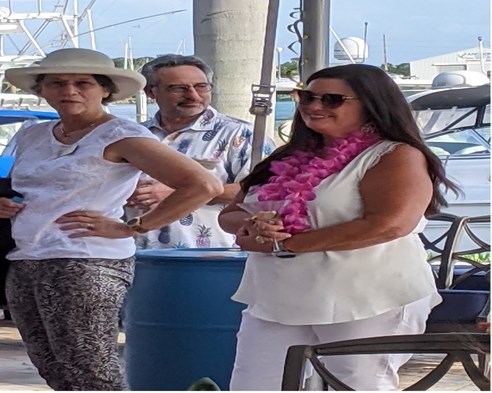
[[0, 177, 23, 307]]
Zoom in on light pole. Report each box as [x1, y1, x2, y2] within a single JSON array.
[[478, 36, 486, 74], [276, 47, 283, 80]]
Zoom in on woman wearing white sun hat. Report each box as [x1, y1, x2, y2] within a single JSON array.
[[0, 48, 222, 390]]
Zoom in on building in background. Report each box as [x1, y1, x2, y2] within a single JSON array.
[[410, 47, 491, 81]]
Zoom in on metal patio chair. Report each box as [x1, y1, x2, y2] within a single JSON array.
[[420, 213, 490, 333], [282, 333, 490, 391]]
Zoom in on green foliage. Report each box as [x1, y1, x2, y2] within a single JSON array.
[[463, 253, 491, 263], [112, 57, 155, 72], [112, 57, 125, 68], [280, 59, 299, 78], [280, 59, 410, 79], [380, 63, 410, 76], [427, 252, 491, 263]]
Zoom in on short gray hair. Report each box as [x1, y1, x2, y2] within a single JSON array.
[[141, 54, 214, 87]]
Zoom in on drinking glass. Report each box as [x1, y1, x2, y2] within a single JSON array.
[[237, 201, 296, 258]]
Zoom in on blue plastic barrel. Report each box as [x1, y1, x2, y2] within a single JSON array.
[[124, 248, 247, 391]]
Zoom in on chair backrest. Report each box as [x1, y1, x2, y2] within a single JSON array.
[[448, 215, 490, 290], [420, 213, 490, 289], [282, 333, 490, 391], [420, 213, 465, 288], [421, 213, 490, 332]]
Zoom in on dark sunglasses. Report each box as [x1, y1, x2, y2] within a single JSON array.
[[294, 89, 358, 108]]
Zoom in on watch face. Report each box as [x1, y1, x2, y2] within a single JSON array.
[[127, 217, 140, 226], [273, 251, 296, 259]]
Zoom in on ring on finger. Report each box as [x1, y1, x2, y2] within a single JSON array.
[[87, 223, 94, 230], [255, 235, 266, 244]]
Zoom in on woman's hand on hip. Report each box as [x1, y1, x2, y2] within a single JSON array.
[[0, 197, 25, 218], [55, 210, 134, 239]]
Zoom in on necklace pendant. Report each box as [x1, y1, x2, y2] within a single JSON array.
[[59, 120, 98, 138]]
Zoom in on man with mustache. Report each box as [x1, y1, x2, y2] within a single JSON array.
[[126, 54, 274, 249]]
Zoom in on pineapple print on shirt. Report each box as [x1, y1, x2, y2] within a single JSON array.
[[180, 214, 194, 226], [212, 139, 228, 159], [196, 225, 212, 248], [177, 139, 192, 154], [202, 128, 219, 142], [137, 106, 275, 249]]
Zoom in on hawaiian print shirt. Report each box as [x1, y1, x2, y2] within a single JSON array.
[[130, 107, 275, 249]]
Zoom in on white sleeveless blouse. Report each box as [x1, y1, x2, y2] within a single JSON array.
[[232, 140, 442, 325], [8, 118, 158, 260]]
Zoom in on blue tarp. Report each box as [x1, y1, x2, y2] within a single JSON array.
[[0, 156, 14, 177], [0, 109, 58, 125]]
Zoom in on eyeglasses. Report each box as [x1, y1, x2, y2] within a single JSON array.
[[159, 83, 213, 94], [294, 89, 358, 109], [43, 79, 99, 91]]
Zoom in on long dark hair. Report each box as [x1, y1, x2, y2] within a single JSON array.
[[241, 64, 460, 216]]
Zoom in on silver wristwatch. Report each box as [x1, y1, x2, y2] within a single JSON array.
[[125, 216, 149, 234], [272, 240, 296, 259]]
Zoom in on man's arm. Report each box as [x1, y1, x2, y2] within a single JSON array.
[[207, 183, 241, 205]]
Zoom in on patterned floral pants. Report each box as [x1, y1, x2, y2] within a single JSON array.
[[5, 257, 135, 391]]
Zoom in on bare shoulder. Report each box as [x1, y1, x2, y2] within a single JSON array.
[[377, 143, 427, 166], [362, 142, 433, 203]]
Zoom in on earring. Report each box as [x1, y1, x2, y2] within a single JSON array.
[[361, 122, 377, 134]]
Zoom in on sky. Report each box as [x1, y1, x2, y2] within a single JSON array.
[[1, 0, 490, 66]]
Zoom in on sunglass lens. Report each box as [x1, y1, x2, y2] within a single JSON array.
[[321, 94, 344, 108], [296, 91, 346, 108], [297, 90, 314, 104]]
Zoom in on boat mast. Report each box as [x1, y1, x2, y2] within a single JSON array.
[[0, 0, 98, 56], [79, 1, 98, 49], [72, 0, 79, 47], [58, 0, 98, 50]]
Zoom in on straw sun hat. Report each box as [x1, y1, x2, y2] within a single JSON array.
[[5, 48, 146, 102]]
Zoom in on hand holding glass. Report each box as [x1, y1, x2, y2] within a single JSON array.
[[237, 201, 296, 258]]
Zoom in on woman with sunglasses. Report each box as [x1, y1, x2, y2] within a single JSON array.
[[218, 64, 458, 390]]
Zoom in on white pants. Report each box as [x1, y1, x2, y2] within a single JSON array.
[[230, 296, 434, 391]]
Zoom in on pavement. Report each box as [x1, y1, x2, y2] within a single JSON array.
[[0, 314, 481, 391], [0, 316, 49, 391], [0, 313, 126, 392]]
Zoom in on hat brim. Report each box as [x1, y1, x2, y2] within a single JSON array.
[[5, 66, 146, 102]]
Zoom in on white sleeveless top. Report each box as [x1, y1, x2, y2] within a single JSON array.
[[232, 140, 442, 325], [7, 118, 158, 260]]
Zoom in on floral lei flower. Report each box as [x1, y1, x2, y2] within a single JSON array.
[[255, 130, 382, 234]]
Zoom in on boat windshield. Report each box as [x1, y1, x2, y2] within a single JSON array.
[[412, 104, 490, 135]]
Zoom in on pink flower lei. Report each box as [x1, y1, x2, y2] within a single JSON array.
[[255, 130, 382, 234]]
